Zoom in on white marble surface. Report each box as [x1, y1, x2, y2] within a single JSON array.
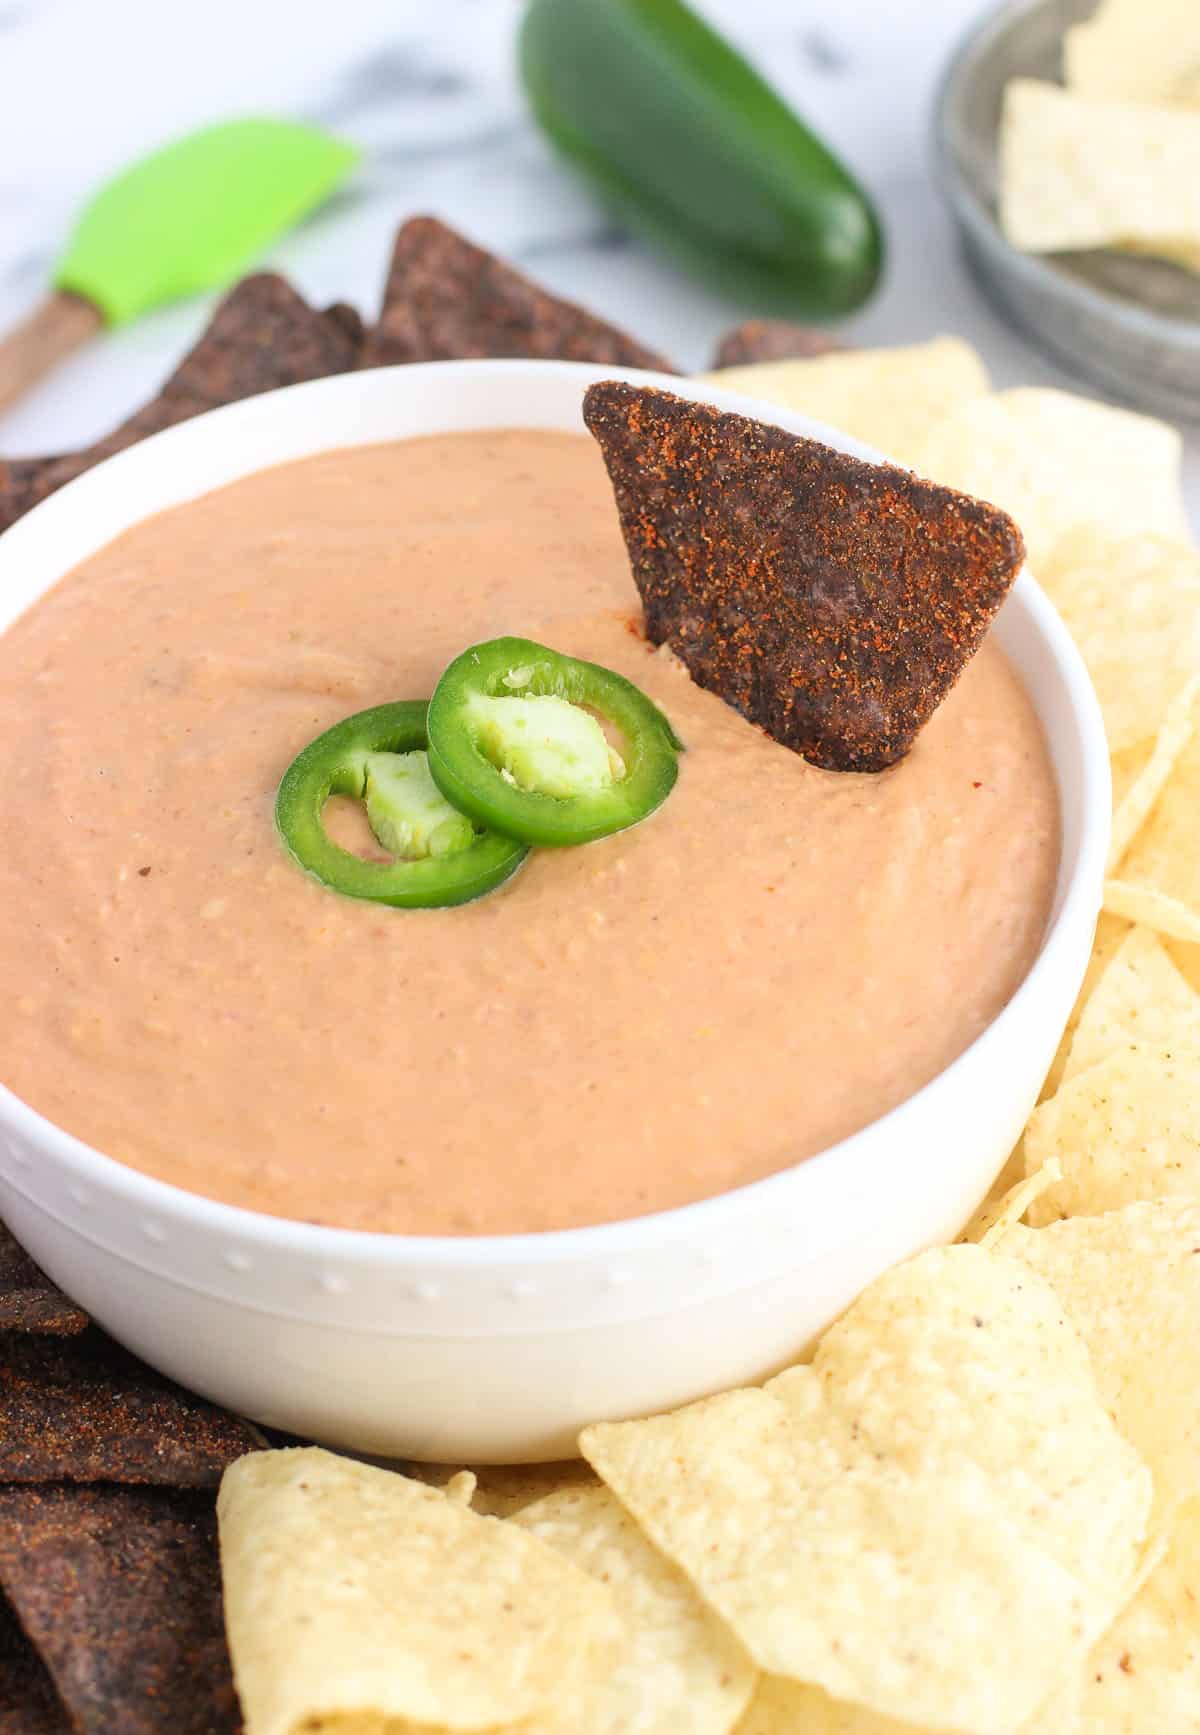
[[1, 0, 1198, 525]]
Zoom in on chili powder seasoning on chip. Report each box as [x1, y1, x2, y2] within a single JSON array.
[[362, 215, 677, 372], [0, 1328, 261, 1486], [0, 1224, 88, 1337], [0, 1485, 238, 1735], [583, 381, 1024, 772], [0, 273, 362, 531]]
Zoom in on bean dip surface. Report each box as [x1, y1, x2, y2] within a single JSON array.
[[0, 430, 1059, 1233]]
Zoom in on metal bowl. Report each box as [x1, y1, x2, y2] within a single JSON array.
[[934, 0, 1200, 420]]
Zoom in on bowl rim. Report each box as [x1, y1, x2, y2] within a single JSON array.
[[932, 0, 1200, 356], [0, 357, 1111, 1270]]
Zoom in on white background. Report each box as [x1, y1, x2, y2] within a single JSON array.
[[2, 0, 1197, 526]]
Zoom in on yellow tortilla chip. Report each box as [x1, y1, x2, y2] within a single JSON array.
[[960, 1160, 1061, 1246], [1171, 937, 1200, 994], [1001, 1202, 1200, 1523], [217, 1447, 618, 1734], [1109, 676, 1200, 870], [1000, 79, 1200, 257], [1062, 926, 1200, 1082], [400, 1458, 598, 1519], [1065, 0, 1200, 107], [582, 1245, 1150, 1735], [1106, 700, 1200, 941], [515, 1483, 757, 1733], [702, 338, 989, 468], [1037, 530, 1200, 754], [1042, 912, 1130, 1100], [910, 388, 1188, 573], [1023, 1041, 1200, 1223], [1030, 1505, 1200, 1733], [734, 1677, 919, 1732]]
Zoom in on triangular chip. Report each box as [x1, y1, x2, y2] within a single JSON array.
[[1001, 1201, 1200, 1524], [710, 319, 843, 368], [362, 215, 676, 372], [1062, 926, 1200, 1082], [217, 1448, 619, 1733], [1023, 1041, 1200, 1222], [0, 1590, 67, 1734], [737, 1506, 1200, 1733], [1106, 697, 1200, 943], [515, 1483, 756, 1733], [583, 1244, 1150, 1734], [0, 1222, 87, 1336], [703, 337, 989, 470], [0, 1328, 262, 1485], [909, 388, 1188, 572], [0, 275, 361, 531], [1065, 0, 1200, 106], [1041, 912, 1131, 1100], [1001, 79, 1200, 256], [401, 1456, 598, 1519], [0, 1485, 238, 1735], [1109, 677, 1199, 871], [583, 382, 1024, 771], [1037, 528, 1200, 755], [1028, 1504, 1200, 1733], [734, 1677, 922, 1732]]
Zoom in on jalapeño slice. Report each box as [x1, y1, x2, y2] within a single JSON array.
[[275, 700, 527, 908], [426, 637, 682, 847]]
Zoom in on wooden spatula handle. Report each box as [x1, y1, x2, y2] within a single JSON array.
[[0, 290, 104, 416]]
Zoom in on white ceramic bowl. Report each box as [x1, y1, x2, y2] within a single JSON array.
[[0, 360, 1109, 1462]]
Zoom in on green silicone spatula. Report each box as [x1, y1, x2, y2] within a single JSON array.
[[0, 117, 359, 415]]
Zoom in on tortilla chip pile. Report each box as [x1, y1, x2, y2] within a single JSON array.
[[1000, 0, 1200, 271], [0, 1225, 258, 1732], [4, 222, 1200, 1728], [0, 214, 676, 536]]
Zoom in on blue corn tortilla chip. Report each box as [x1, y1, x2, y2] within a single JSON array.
[[0, 1486, 238, 1735], [0, 1224, 87, 1337], [584, 381, 1025, 772]]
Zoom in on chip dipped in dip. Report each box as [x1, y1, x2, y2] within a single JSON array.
[[0, 426, 1059, 1234]]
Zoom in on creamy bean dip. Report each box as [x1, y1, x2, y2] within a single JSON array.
[[0, 431, 1059, 1234]]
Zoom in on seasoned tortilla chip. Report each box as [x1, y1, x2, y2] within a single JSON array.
[[584, 382, 1023, 772], [362, 214, 676, 372], [516, 1483, 756, 1733], [1037, 529, 1200, 754], [1106, 703, 1200, 942], [0, 1328, 261, 1485], [0, 275, 360, 532], [703, 338, 989, 469], [218, 1448, 619, 1734], [710, 320, 843, 368], [0, 1222, 87, 1336], [0, 1592, 67, 1735], [0, 1485, 237, 1735], [583, 1244, 1150, 1735], [1002, 1202, 1200, 1522], [910, 388, 1188, 572], [1062, 926, 1200, 1082], [1024, 1041, 1200, 1222]]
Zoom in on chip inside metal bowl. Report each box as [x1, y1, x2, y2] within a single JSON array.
[[934, 0, 1200, 420]]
